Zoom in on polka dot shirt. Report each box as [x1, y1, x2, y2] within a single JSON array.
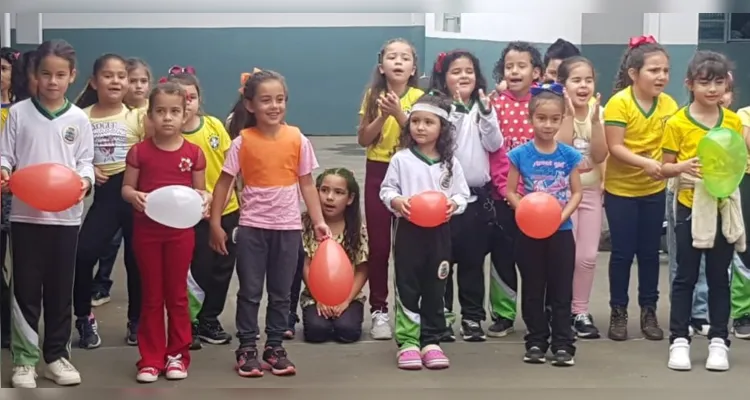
[[492, 91, 534, 152]]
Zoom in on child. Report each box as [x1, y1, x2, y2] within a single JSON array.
[[209, 70, 329, 378], [428, 50, 503, 342], [487, 41, 544, 338], [1, 39, 94, 388], [122, 82, 211, 383], [380, 93, 470, 370], [661, 50, 742, 372], [125, 58, 152, 109], [73, 53, 145, 349], [555, 56, 608, 338], [11, 50, 38, 103], [506, 82, 582, 366], [735, 86, 750, 339], [167, 71, 240, 349], [603, 35, 678, 341], [300, 168, 368, 344], [542, 38, 581, 82], [357, 38, 423, 340]]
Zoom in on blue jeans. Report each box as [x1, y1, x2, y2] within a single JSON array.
[[92, 229, 123, 296], [666, 189, 708, 320], [605, 190, 666, 308]]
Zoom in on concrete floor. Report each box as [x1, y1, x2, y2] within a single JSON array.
[[1, 137, 749, 392]]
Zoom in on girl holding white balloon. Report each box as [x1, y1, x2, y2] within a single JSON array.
[[122, 81, 211, 383]]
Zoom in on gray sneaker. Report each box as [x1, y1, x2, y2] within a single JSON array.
[[370, 310, 393, 340]]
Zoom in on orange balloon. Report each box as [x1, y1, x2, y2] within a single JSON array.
[[515, 192, 562, 239], [308, 239, 355, 306], [409, 191, 448, 228], [10, 163, 82, 212]]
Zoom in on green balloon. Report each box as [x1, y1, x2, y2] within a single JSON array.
[[697, 127, 748, 198]]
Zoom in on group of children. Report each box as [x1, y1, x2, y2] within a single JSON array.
[[0, 31, 749, 388]]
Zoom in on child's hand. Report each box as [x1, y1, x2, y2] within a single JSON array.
[[680, 157, 702, 178], [94, 166, 108, 186], [446, 200, 457, 218], [591, 93, 602, 122], [128, 191, 147, 212], [209, 225, 229, 255], [378, 92, 401, 116], [331, 300, 351, 318], [563, 89, 575, 117], [391, 196, 411, 217], [496, 80, 507, 93], [314, 222, 332, 241], [1, 169, 10, 193], [642, 158, 664, 181], [317, 302, 334, 319], [478, 89, 490, 110], [453, 90, 465, 106], [78, 178, 91, 201], [198, 190, 212, 218]]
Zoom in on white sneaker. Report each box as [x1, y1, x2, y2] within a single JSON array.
[[705, 337, 729, 371], [667, 338, 691, 371], [44, 358, 81, 386], [11, 365, 38, 388], [165, 355, 188, 380], [370, 310, 393, 340]]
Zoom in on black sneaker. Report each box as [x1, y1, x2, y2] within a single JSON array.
[[689, 318, 710, 337], [608, 306, 628, 341], [91, 291, 111, 307], [572, 314, 600, 339], [190, 323, 202, 350], [76, 316, 102, 349], [284, 313, 298, 340], [235, 347, 263, 378], [487, 317, 515, 338], [261, 346, 296, 376], [460, 320, 486, 342], [197, 321, 232, 345], [126, 321, 138, 346], [732, 314, 750, 339], [550, 350, 575, 367], [640, 306, 663, 341], [523, 346, 546, 364], [441, 326, 456, 342]]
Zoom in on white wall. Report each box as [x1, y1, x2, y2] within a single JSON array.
[[425, 13, 582, 43], [649, 13, 699, 45], [581, 13, 644, 44]]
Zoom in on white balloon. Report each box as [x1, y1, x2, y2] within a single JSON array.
[[145, 185, 203, 229]]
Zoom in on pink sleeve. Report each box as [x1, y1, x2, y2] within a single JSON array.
[[298, 135, 319, 176], [221, 136, 242, 176], [489, 148, 509, 199]]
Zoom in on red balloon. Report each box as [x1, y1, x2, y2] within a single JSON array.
[[515, 192, 562, 239], [9, 163, 82, 212], [409, 191, 448, 228], [308, 239, 355, 306]]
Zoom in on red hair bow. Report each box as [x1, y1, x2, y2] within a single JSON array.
[[434, 52, 447, 73], [628, 35, 657, 49], [158, 77, 168, 84], [168, 65, 196, 76]]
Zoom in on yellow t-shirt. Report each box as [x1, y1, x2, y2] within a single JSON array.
[[182, 115, 239, 215], [359, 87, 424, 163], [662, 106, 743, 208], [603, 86, 679, 197], [1, 104, 10, 130], [84, 104, 146, 176], [737, 106, 750, 173]]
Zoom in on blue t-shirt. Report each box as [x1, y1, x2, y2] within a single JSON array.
[[508, 141, 582, 231]]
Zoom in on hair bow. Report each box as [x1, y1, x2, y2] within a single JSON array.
[[530, 82, 564, 97], [628, 35, 657, 49], [238, 68, 262, 94], [158, 76, 168, 84], [168, 65, 196, 76], [434, 52, 447, 73], [11, 52, 20, 60]]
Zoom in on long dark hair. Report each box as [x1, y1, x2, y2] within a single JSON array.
[[361, 38, 419, 126], [612, 42, 668, 94], [74, 53, 128, 109], [397, 93, 456, 179], [427, 50, 487, 105], [1, 47, 20, 102], [226, 69, 287, 139], [685, 50, 733, 103]]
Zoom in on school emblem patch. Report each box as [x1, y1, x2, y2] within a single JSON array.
[[62, 126, 77, 144], [208, 135, 220, 150], [438, 168, 452, 191], [437, 261, 450, 280]]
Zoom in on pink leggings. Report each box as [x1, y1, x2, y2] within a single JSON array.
[[570, 185, 603, 315]]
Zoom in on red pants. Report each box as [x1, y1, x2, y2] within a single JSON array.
[[364, 160, 392, 313], [133, 224, 194, 371]]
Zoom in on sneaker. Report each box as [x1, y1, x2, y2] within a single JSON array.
[[440, 326, 456, 342], [667, 338, 691, 371], [190, 323, 202, 350], [284, 313, 298, 340], [689, 318, 710, 337], [608, 306, 628, 341], [197, 321, 232, 345], [165, 354, 188, 380], [370, 310, 393, 340], [641, 306, 664, 340], [136, 367, 160, 383], [573, 313, 600, 339], [550, 350, 575, 367], [705, 337, 729, 371], [126, 321, 138, 346], [261, 346, 296, 376], [523, 346, 546, 364], [91, 291, 111, 307], [235, 347, 263, 378], [732, 314, 750, 339], [460, 320, 487, 342], [421, 344, 450, 369], [44, 358, 81, 386], [487, 317, 515, 338], [11, 365, 37, 388], [397, 346, 423, 370], [76, 315, 102, 349]]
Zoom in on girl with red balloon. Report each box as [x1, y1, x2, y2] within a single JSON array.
[[379, 93, 470, 370], [505, 82, 583, 367]]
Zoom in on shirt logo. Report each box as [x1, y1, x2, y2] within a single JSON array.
[[208, 135, 220, 150], [178, 157, 193, 172], [62, 126, 77, 144], [437, 261, 450, 280], [439, 168, 452, 191]]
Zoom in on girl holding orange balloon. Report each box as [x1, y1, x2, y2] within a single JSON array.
[[506, 82, 582, 366], [300, 168, 369, 344], [380, 93, 470, 370]]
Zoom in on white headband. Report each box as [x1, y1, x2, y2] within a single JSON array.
[[410, 103, 449, 120]]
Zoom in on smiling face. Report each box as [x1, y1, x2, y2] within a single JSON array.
[[563, 62, 595, 108], [92, 58, 128, 105], [504, 50, 540, 94], [445, 56, 476, 103], [378, 41, 416, 86], [245, 79, 286, 128], [688, 74, 728, 107]]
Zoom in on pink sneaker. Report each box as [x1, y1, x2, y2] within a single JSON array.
[[421, 345, 450, 369], [397, 347, 423, 370]]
